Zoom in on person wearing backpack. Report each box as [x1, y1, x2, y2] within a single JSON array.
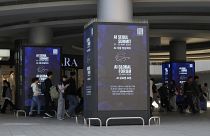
[[57, 76, 69, 120], [29, 77, 41, 116], [1, 80, 16, 113]]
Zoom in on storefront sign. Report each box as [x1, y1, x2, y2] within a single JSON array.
[[62, 55, 83, 69]]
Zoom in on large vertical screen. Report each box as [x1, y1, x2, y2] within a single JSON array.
[[24, 47, 60, 106], [97, 24, 148, 111]]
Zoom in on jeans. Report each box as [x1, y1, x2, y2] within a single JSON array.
[[67, 95, 78, 115], [30, 96, 41, 115], [57, 93, 65, 119]]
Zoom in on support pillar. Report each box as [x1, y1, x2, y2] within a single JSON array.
[[98, 0, 133, 22], [170, 40, 187, 61], [29, 26, 53, 45], [84, 0, 150, 126]]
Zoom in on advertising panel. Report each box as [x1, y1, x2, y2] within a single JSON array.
[[24, 47, 61, 106], [97, 24, 148, 111]]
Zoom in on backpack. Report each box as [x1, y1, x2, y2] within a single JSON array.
[[50, 86, 59, 99]]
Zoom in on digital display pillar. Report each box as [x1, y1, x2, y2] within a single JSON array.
[[162, 62, 195, 85], [84, 22, 149, 125], [22, 46, 61, 108]]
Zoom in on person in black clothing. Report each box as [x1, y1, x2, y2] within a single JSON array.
[[151, 78, 160, 108], [183, 76, 198, 113], [176, 85, 185, 113], [75, 81, 84, 115], [158, 83, 171, 112], [193, 76, 202, 112], [169, 80, 177, 111], [65, 72, 78, 116], [1, 80, 16, 113], [43, 71, 53, 118]]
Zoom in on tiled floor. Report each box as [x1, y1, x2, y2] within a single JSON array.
[[0, 111, 210, 136]]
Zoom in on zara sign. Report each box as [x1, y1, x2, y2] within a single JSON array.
[[62, 54, 83, 69]]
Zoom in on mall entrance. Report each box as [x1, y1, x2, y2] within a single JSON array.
[[0, 49, 16, 112]]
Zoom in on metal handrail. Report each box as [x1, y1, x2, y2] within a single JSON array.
[[106, 117, 145, 127], [149, 116, 160, 126], [83, 118, 102, 127]]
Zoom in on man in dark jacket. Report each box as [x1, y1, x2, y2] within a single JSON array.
[[65, 72, 78, 116], [44, 71, 53, 118]]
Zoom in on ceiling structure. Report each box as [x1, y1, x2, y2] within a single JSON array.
[[0, 0, 210, 61]]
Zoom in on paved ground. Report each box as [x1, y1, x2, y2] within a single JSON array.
[[0, 110, 210, 136]]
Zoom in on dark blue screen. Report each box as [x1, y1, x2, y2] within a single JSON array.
[[162, 62, 195, 85], [24, 47, 61, 106], [97, 24, 148, 111], [171, 62, 195, 84]]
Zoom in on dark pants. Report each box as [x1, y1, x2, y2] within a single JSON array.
[[44, 93, 53, 114], [75, 98, 83, 114], [150, 97, 154, 116], [1, 99, 16, 113], [66, 95, 78, 116], [185, 94, 196, 113], [160, 97, 170, 111]]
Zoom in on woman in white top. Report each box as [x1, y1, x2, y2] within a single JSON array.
[[29, 77, 41, 116]]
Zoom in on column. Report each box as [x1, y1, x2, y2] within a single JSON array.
[[170, 40, 187, 61], [98, 0, 133, 22], [29, 26, 53, 45], [84, 0, 150, 125]]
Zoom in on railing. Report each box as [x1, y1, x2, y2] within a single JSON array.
[[106, 117, 145, 127]]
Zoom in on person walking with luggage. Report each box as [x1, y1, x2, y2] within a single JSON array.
[[29, 77, 41, 116]]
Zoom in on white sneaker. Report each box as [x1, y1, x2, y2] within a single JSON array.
[[186, 109, 191, 113], [65, 111, 70, 118], [57, 118, 64, 121], [44, 113, 53, 118], [200, 110, 205, 114], [29, 112, 32, 116]]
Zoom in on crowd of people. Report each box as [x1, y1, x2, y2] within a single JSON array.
[[0, 71, 84, 121], [29, 71, 84, 120], [1, 71, 209, 119], [150, 76, 209, 115]]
